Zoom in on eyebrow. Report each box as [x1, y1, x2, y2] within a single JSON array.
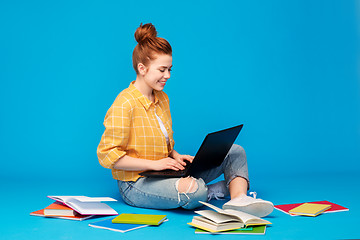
[[159, 65, 172, 68]]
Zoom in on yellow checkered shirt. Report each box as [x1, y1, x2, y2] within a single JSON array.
[[97, 82, 174, 181]]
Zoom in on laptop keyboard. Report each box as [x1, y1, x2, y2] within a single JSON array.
[[140, 161, 192, 177], [160, 169, 186, 175]]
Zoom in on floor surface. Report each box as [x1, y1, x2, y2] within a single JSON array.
[[1, 171, 358, 240]]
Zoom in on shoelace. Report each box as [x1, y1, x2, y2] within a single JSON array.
[[249, 191, 257, 199], [208, 191, 225, 201]]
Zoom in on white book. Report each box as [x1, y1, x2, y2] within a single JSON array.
[[47, 196, 118, 216], [190, 201, 271, 231], [190, 215, 244, 232]]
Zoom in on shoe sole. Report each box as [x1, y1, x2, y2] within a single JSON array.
[[223, 201, 274, 218]]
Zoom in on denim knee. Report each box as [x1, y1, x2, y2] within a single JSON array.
[[224, 144, 249, 187], [230, 144, 246, 156], [180, 178, 208, 210]]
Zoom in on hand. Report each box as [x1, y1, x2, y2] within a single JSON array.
[[172, 153, 194, 167], [151, 157, 186, 171]]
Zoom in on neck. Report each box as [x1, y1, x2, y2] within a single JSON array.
[[134, 77, 154, 102]]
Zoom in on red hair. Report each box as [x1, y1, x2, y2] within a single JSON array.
[[132, 23, 172, 74]]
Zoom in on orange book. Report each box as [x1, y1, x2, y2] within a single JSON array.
[[44, 201, 76, 216], [30, 209, 92, 221]]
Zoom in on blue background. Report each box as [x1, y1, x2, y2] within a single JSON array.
[[0, 0, 359, 239]]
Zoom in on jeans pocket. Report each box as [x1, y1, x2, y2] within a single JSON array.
[[118, 180, 137, 206]]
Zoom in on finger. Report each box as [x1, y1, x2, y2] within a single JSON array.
[[176, 162, 185, 170], [166, 162, 177, 171], [177, 159, 187, 166], [171, 165, 183, 171], [184, 155, 194, 163], [169, 160, 184, 171], [174, 160, 185, 170], [172, 157, 186, 167]]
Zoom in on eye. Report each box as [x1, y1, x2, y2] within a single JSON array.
[[159, 68, 172, 73]]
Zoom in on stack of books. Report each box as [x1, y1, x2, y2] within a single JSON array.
[[275, 200, 349, 217], [188, 201, 271, 235], [30, 196, 118, 221], [88, 213, 167, 233]]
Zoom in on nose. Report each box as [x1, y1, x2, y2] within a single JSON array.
[[164, 69, 171, 79]]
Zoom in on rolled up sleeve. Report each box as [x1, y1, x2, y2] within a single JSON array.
[[97, 100, 132, 169]]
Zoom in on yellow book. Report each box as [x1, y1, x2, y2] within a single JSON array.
[[112, 213, 167, 225], [289, 203, 331, 217]]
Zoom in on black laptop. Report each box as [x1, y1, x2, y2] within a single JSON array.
[[139, 124, 243, 178]]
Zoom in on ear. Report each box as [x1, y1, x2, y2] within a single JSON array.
[[137, 63, 147, 76]]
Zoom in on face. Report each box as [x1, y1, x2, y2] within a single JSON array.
[[138, 54, 172, 92]]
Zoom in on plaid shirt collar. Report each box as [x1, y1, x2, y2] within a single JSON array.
[[129, 81, 159, 110]]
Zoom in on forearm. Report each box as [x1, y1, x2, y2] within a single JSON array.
[[113, 155, 155, 171], [114, 154, 186, 172], [169, 149, 180, 159]]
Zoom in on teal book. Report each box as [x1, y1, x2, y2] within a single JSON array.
[[112, 213, 167, 226], [89, 217, 148, 233]]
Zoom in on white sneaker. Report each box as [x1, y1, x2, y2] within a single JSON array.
[[223, 192, 274, 217], [207, 180, 230, 201]]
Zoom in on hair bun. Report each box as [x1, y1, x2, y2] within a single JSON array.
[[134, 23, 157, 44]]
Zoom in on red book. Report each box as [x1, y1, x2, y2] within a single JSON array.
[[274, 200, 348, 216]]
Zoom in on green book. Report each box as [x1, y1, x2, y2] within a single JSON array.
[[112, 213, 167, 226], [195, 225, 266, 235]]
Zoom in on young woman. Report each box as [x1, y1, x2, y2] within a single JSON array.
[[97, 23, 273, 217]]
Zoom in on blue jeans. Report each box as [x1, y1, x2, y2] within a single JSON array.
[[117, 144, 249, 210]]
